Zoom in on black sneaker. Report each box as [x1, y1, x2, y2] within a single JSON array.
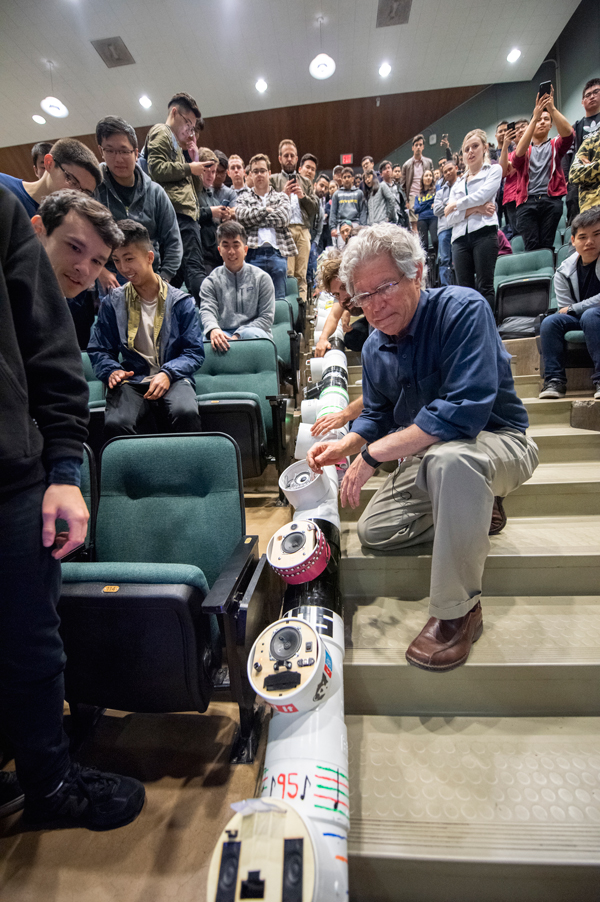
[[23, 762, 145, 832], [0, 771, 25, 818], [539, 379, 567, 399]]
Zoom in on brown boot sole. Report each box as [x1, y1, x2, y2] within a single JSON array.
[[405, 621, 483, 673]]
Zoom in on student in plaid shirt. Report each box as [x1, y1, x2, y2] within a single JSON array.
[[233, 153, 296, 300]]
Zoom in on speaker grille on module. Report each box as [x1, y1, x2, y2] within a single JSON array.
[[376, 0, 412, 28], [90, 37, 136, 68]]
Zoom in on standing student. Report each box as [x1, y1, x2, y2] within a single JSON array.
[[433, 160, 458, 286], [379, 160, 408, 227], [363, 171, 397, 225], [213, 150, 237, 207], [401, 135, 433, 232], [499, 119, 529, 237], [330, 167, 367, 236], [414, 170, 438, 256], [563, 78, 600, 223], [228, 155, 246, 194], [31, 142, 54, 180], [512, 88, 574, 251], [445, 129, 503, 307], [146, 92, 213, 304]]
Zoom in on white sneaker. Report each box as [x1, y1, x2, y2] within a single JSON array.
[[594, 383, 600, 400]]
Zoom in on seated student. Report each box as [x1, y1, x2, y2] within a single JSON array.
[[94, 116, 182, 294], [200, 221, 275, 351], [539, 206, 600, 399], [0, 138, 101, 218], [32, 189, 122, 348], [88, 220, 204, 438]]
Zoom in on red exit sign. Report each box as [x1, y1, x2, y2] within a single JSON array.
[[341, 153, 353, 165]]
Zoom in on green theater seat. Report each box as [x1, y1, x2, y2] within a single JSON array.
[[59, 434, 283, 762]]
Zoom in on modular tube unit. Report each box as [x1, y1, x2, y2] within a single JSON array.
[[207, 349, 351, 902]]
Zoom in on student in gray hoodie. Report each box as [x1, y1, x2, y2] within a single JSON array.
[[330, 167, 367, 236], [200, 221, 275, 352], [539, 206, 600, 399]]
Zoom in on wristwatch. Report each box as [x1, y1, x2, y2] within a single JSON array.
[[361, 444, 380, 468]]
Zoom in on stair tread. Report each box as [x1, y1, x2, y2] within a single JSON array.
[[345, 596, 600, 665], [342, 515, 600, 561], [346, 714, 600, 863], [527, 423, 598, 437], [361, 461, 600, 492]]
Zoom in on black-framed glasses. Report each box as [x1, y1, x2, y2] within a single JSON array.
[[583, 88, 600, 100], [101, 147, 136, 157], [55, 161, 94, 197], [177, 109, 196, 133]]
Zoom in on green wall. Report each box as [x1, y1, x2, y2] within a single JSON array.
[[385, 0, 599, 168]]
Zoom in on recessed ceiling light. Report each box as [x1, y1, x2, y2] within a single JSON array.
[[41, 96, 68, 118], [139, 95, 152, 109], [309, 53, 336, 80], [255, 79, 267, 93], [379, 62, 391, 78], [32, 114, 46, 124], [507, 48, 521, 63]]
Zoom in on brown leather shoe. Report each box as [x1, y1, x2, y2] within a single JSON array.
[[489, 496, 507, 535], [405, 602, 483, 672]]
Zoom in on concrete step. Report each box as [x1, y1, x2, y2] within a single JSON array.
[[346, 714, 600, 902], [523, 397, 572, 426], [340, 515, 600, 598], [343, 595, 600, 717], [514, 374, 540, 399], [527, 424, 600, 463], [343, 461, 600, 521]]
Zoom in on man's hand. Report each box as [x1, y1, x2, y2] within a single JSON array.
[[559, 307, 570, 314], [210, 328, 231, 352], [311, 412, 347, 437], [444, 201, 458, 217], [211, 206, 230, 222], [283, 180, 296, 196], [544, 86, 556, 116], [144, 371, 171, 400], [293, 183, 305, 199], [578, 154, 591, 166], [306, 440, 348, 474], [98, 268, 120, 293], [331, 228, 338, 238], [340, 453, 375, 509], [315, 336, 332, 357], [533, 91, 552, 123], [341, 310, 352, 332], [108, 369, 134, 389], [504, 127, 517, 145], [42, 484, 89, 561], [189, 161, 214, 177], [440, 136, 450, 149]]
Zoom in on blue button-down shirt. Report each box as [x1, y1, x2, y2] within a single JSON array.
[[351, 287, 529, 444]]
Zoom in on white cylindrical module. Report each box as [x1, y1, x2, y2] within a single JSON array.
[[279, 461, 330, 509], [300, 399, 323, 424], [309, 357, 324, 381], [266, 521, 331, 585], [321, 349, 348, 375], [294, 422, 347, 460]]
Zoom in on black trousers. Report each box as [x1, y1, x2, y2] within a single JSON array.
[[0, 481, 71, 797], [516, 194, 563, 251], [171, 214, 206, 305], [504, 201, 518, 237], [105, 380, 202, 440], [451, 226, 498, 309], [417, 218, 438, 253]]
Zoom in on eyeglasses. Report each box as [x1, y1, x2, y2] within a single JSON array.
[[55, 161, 95, 197], [178, 109, 196, 133], [251, 168, 269, 176], [583, 88, 600, 100], [102, 147, 135, 157], [349, 279, 402, 309]]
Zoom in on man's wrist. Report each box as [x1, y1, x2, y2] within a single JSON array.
[[361, 443, 380, 468]]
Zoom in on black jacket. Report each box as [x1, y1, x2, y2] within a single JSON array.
[[0, 188, 89, 494]]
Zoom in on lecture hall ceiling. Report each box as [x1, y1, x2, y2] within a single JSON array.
[[0, 0, 581, 148]]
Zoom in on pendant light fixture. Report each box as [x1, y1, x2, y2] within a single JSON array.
[[310, 17, 336, 80], [41, 61, 69, 118]]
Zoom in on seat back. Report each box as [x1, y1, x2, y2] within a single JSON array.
[[556, 243, 576, 269], [563, 226, 572, 247], [286, 276, 299, 297], [510, 235, 525, 254], [272, 300, 294, 367], [96, 434, 245, 588], [195, 339, 279, 448], [496, 278, 551, 324], [81, 351, 105, 405], [493, 249, 554, 293]]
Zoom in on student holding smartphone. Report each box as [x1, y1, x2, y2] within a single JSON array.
[[512, 86, 574, 251]]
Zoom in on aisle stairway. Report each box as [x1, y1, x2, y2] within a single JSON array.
[[339, 369, 600, 901]]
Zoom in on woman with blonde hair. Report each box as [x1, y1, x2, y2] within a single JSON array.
[[444, 128, 502, 306]]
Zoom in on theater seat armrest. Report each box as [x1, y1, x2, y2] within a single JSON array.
[[202, 535, 260, 615]]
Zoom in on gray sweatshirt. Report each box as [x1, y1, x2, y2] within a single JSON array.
[[554, 251, 600, 316], [200, 262, 275, 336], [365, 181, 397, 225], [330, 188, 367, 230]]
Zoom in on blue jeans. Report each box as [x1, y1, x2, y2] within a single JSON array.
[[246, 246, 288, 300], [307, 241, 318, 285], [540, 308, 600, 384], [438, 228, 453, 286]]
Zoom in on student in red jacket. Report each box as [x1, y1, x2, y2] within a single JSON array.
[[512, 88, 574, 251]]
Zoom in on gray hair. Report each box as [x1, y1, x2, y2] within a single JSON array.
[[339, 223, 427, 294]]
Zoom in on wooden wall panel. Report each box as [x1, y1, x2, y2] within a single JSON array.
[[0, 85, 486, 180]]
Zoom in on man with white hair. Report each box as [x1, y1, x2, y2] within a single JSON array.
[[307, 224, 538, 672]]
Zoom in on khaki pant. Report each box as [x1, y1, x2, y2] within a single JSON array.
[[357, 430, 539, 619], [287, 224, 311, 304]]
